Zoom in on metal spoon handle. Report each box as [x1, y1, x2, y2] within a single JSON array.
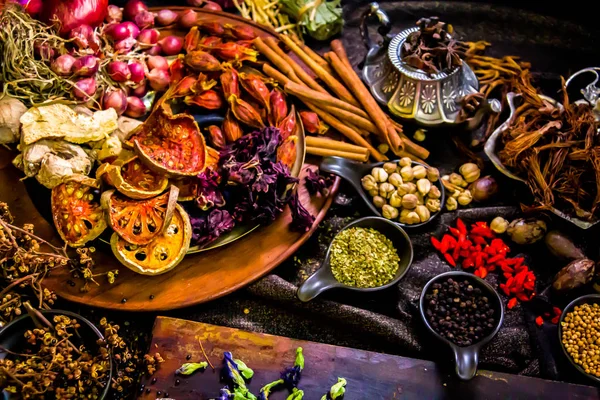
[[297, 266, 338, 302], [453, 345, 479, 381]]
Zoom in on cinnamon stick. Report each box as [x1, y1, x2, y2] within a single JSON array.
[[290, 34, 333, 74], [319, 103, 378, 133], [306, 146, 369, 162], [263, 37, 328, 94], [306, 103, 387, 162], [284, 81, 369, 120], [263, 63, 293, 86], [280, 35, 361, 108], [331, 39, 352, 69], [253, 37, 296, 79], [306, 135, 369, 155]]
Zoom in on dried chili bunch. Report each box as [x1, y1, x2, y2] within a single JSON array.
[[402, 17, 462, 74], [498, 78, 600, 220], [0, 314, 111, 399]]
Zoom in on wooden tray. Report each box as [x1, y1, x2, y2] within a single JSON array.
[[0, 153, 338, 311], [138, 316, 598, 399]]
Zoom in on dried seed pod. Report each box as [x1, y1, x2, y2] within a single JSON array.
[[388, 173, 403, 187], [361, 175, 378, 191], [223, 110, 243, 142], [382, 204, 399, 220], [269, 89, 288, 126], [239, 72, 271, 111], [199, 36, 223, 48], [402, 194, 418, 209], [383, 162, 397, 174], [368, 188, 379, 197], [396, 183, 411, 196], [552, 259, 595, 293], [379, 182, 395, 199], [457, 189, 473, 206], [415, 205, 430, 222], [171, 75, 197, 97], [417, 178, 431, 196], [449, 172, 468, 187], [212, 42, 258, 63], [399, 157, 412, 168], [169, 55, 186, 85], [427, 167, 440, 182], [400, 166, 414, 181], [413, 165, 427, 179], [207, 125, 226, 148], [402, 211, 420, 224], [490, 217, 509, 234], [228, 94, 265, 128], [184, 90, 223, 110], [198, 21, 226, 36], [225, 23, 257, 40], [371, 168, 388, 183], [459, 163, 481, 183], [428, 185, 441, 199], [220, 67, 240, 99], [184, 50, 221, 72], [373, 195, 386, 208], [406, 182, 417, 194], [277, 105, 298, 142], [389, 191, 402, 208], [426, 198, 441, 213], [446, 197, 458, 211], [183, 26, 201, 52], [506, 218, 547, 245], [299, 111, 327, 135], [192, 73, 217, 93], [416, 192, 424, 205]]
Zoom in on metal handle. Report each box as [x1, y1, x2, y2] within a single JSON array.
[[565, 67, 600, 106], [453, 345, 479, 381], [297, 266, 338, 302], [360, 2, 392, 50]]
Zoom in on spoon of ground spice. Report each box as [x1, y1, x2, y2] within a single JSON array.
[[297, 216, 413, 302]]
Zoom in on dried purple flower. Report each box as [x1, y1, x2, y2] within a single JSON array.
[[304, 168, 333, 196]]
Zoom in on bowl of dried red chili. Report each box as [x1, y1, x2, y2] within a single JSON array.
[[419, 271, 504, 380]]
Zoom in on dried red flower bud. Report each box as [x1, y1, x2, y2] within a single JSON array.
[[236, 40, 254, 48], [184, 50, 222, 72], [206, 146, 220, 169], [184, 90, 224, 109], [223, 110, 243, 142], [212, 42, 258, 63], [269, 89, 288, 126], [207, 125, 226, 148], [220, 67, 240, 100], [199, 36, 223, 48], [225, 24, 257, 40], [277, 136, 298, 170], [184, 26, 201, 52], [169, 55, 186, 85], [172, 75, 197, 97], [199, 21, 225, 36], [239, 72, 270, 112], [278, 105, 297, 141], [299, 110, 328, 135], [192, 73, 217, 93], [228, 94, 265, 128]]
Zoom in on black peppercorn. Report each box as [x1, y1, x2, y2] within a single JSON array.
[[149, 294, 155, 300], [146, 388, 151, 393], [175, 379, 180, 385], [121, 298, 127, 303], [186, 354, 192, 360], [151, 378, 157, 384]]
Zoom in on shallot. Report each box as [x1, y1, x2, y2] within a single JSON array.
[[159, 36, 184, 55], [134, 10, 155, 29], [69, 24, 94, 49], [145, 45, 162, 56], [156, 9, 179, 26], [106, 5, 123, 23], [103, 88, 128, 115], [130, 82, 148, 97], [179, 9, 198, 29], [41, 0, 108, 35], [105, 23, 130, 41], [73, 55, 99, 77], [147, 55, 169, 71], [51, 54, 76, 76], [114, 36, 138, 53], [107, 61, 131, 82], [123, 0, 148, 21], [203, 1, 223, 11], [125, 96, 147, 117], [128, 62, 146, 83], [147, 68, 170, 91], [137, 29, 159, 45], [19, 0, 43, 16], [121, 21, 140, 38], [73, 77, 97, 100]]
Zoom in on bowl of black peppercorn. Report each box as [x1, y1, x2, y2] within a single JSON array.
[[419, 271, 504, 380]]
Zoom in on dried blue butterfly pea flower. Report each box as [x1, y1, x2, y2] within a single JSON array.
[[234, 358, 254, 380], [175, 362, 208, 375], [281, 347, 304, 388], [257, 379, 283, 400], [320, 377, 347, 400], [286, 388, 304, 400]]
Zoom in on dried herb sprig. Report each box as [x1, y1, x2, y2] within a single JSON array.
[[402, 17, 462, 74]]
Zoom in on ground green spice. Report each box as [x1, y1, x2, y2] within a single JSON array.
[[329, 227, 400, 288]]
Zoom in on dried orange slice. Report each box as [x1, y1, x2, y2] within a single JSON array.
[[110, 204, 191, 275], [101, 185, 178, 245], [51, 175, 107, 247]]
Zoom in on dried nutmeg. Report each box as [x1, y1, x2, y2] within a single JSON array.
[[372, 195, 386, 208], [401, 211, 420, 224], [446, 197, 458, 211], [553, 258, 595, 293], [426, 198, 441, 213], [413, 165, 427, 180], [379, 182, 395, 199], [459, 163, 481, 183], [389, 191, 403, 208], [406, 182, 417, 194], [223, 110, 243, 142], [371, 167, 388, 183], [228, 94, 265, 128], [400, 166, 414, 182], [361, 175, 378, 191], [396, 183, 411, 196], [388, 173, 403, 187], [417, 179, 431, 196], [184, 50, 222, 72], [457, 189, 473, 206], [415, 205, 430, 222], [368, 188, 379, 197], [402, 194, 418, 209], [382, 204, 399, 220], [269, 89, 288, 126], [428, 185, 441, 199], [449, 172, 468, 188], [383, 162, 398, 174], [427, 167, 440, 182], [399, 157, 412, 168]]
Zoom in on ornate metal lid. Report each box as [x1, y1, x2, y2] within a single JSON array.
[[388, 27, 461, 82]]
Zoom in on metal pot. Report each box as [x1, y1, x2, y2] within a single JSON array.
[[360, 2, 499, 128]]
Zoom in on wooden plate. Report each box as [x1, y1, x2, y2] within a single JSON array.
[[0, 9, 339, 310]]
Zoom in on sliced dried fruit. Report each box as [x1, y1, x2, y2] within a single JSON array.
[[51, 175, 106, 247], [101, 185, 179, 245], [110, 204, 191, 275], [126, 104, 207, 177], [277, 136, 298, 170], [106, 157, 169, 200], [172, 178, 199, 202]]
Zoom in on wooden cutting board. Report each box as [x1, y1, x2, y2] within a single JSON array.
[[138, 317, 599, 399]]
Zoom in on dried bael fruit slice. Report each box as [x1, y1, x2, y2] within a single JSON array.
[[51, 175, 107, 247], [105, 157, 169, 200], [172, 177, 199, 202], [125, 104, 207, 177], [101, 185, 179, 245], [110, 204, 191, 275]]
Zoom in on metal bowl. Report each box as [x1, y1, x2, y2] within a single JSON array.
[[557, 294, 600, 384], [320, 156, 445, 228], [297, 216, 413, 302], [419, 271, 504, 380]]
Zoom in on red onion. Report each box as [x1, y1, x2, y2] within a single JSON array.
[[134, 10, 155, 30], [137, 29, 159, 45], [147, 55, 169, 71], [156, 9, 179, 26], [103, 88, 128, 115], [69, 24, 93, 48], [121, 21, 140, 38], [203, 1, 223, 11], [179, 9, 198, 29], [73, 55, 99, 77], [186, 0, 204, 6], [114, 36, 138, 54], [105, 23, 130, 41], [41, 0, 108, 35], [106, 5, 123, 23], [130, 82, 148, 97], [125, 96, 147, 118], [73, 77, 97, 100], [123, 0, 148, 21], [144, 45, 162, 56], [107, 61, 131, 82], [128, 62, 146, 83], [147, 68, 170, 91], [159, 36, 184, 56], [19, 0, 43, 16], [51, 54, 77, 76]]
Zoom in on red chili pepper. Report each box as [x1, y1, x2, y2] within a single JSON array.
[[461, 239, 472, 250], [462, 258, 475, 269], [487, 265, 496, 272], [535, 316, 544, 327], [478, 267, 488, 279], [456, 218, 467, 235], [500, 263, 514, 273], [459, 250, 471, 258], [484, 246, 497, 256], [551, 316, 560, 324], [543, 312, 551, 317], [444, 253, 456, 267], [487, 254, 505, 264], [506, 276, 514, 288], [507, 298, 518, 309], [503, 272, 513, 280], [474, 253, 484, 268], [553, 307, 562, 316], [472, 236, 487, 246], [523, 281, 535, 291], [452, 244, 461, 261], [499, 283, 511, 295], [471, 226, 494, 238], [516, 292, 531, 302], [475, 221, 489, 228], [449, 227, 462, 238], [431, 236, 443, 252]]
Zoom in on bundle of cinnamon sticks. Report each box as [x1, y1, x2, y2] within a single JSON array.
[[252, 35, 430, 163]]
